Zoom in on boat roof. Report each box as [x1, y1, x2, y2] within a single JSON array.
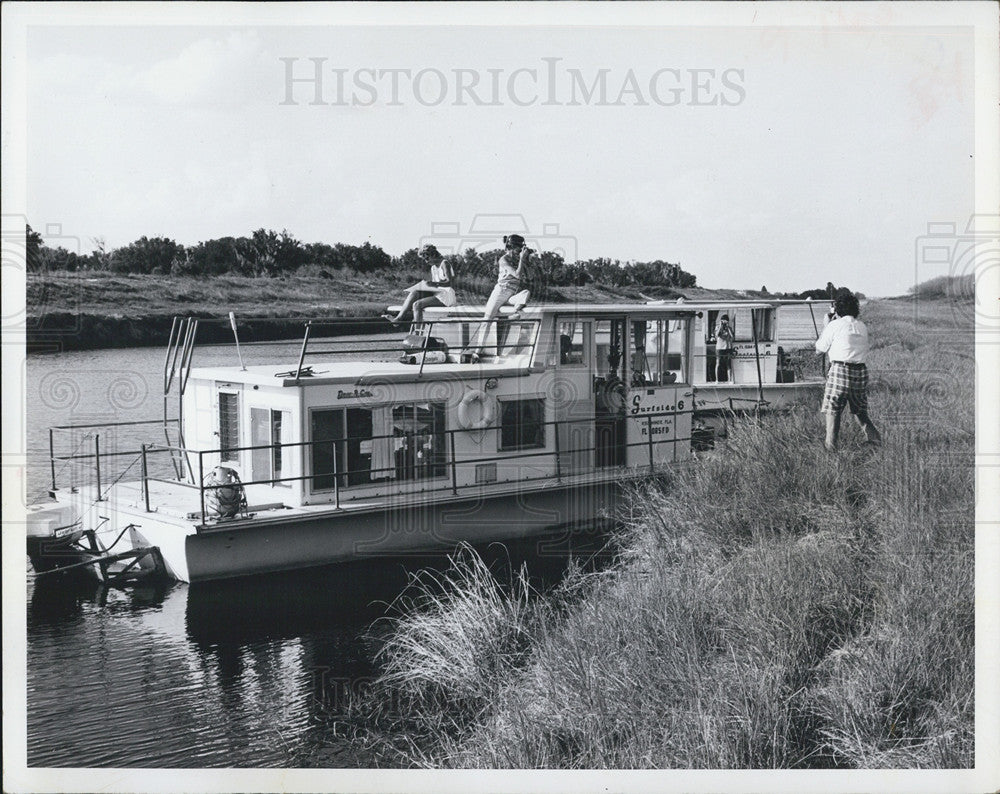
[[189, 356, 536, 388], [186, 299, 800, 388], [638, 299, 801, 309], [424, 302, 713, 318]]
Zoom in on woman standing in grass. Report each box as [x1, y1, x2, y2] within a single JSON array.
[[815, 292, 882, 451], [385, 244, 456, 325]]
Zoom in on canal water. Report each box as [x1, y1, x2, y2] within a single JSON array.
[[23, 337, 608, 768], [23, 306, 822, 768]]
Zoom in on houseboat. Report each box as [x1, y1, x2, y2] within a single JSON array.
[[679, 299, 826, 416], [27, 300, 823, 584]]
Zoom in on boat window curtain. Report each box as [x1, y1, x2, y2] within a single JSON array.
[[371, 406, 396, 480]]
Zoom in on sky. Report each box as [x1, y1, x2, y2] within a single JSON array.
[[13, 10, 980, 297]]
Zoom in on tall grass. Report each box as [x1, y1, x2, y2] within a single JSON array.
[[349, 298, 974, 769]]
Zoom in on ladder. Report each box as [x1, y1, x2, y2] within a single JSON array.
[[163, 317, 198, 482]]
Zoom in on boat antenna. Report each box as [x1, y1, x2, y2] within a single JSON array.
[[229, 311, 247, 370]]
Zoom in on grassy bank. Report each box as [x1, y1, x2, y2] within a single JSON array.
[[26, 269, 680, 351], [343, 298, 974, 768]]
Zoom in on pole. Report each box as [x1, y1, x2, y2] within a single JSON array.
[[141, 444, 151, 513], [332, 438, 340, 510], [94, 435, 103, 500], [449, 430, 459, 495], [807, 301, 826, 378], [751, 311, 765, 412], [647, 414, 654, 470], [198, 452, 206, 524], [164, 316, 181, 394], [295, 323, 312, 384], [807, 301, 820, 339], [49, 428, 57, 492], [553, 418, 562, 482], [229, 312, 246, 371]]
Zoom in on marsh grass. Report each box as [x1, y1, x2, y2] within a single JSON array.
[[346, 298, 974, 769]]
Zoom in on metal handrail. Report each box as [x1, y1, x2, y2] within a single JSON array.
[[135, 407, 690, 524], [51, 418, 177, 431], [291, 315, 543, 381], [49, 405, 696, 527]]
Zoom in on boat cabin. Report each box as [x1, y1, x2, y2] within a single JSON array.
[[37, 299, 824, 582], [176, 303, 696, 517]]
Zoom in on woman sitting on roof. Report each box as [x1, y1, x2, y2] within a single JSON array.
[[384, 244, 456, 325]]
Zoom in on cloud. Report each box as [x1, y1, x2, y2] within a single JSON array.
[[31, 31, 271, 108], [132, 31, 268, 105]]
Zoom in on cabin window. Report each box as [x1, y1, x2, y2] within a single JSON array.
[[557, 321, 590, 366], [629, 319, 689, 386], [384, 402, 447, 481], [309, 408, 374, 490], [251, 408, 289, 486], [499, 398, 546, 451], [753, 309, 773, 341], [595, 319, 625, 380], [500, 321, 536, 357], [730, 308, 774, 342], [218, 392, 240, 463]]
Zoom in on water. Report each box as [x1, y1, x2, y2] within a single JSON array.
[[24, 338, 606, 768]]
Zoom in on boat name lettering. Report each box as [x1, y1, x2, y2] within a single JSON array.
[[337, 388, 375, 399], [630, 396, 685, 415]]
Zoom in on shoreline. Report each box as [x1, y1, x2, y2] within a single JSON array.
[[24, 270, 723, 353], [24, 269, 909, 353]]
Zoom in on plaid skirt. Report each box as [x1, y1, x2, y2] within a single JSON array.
[[821, 361, 869, 415]]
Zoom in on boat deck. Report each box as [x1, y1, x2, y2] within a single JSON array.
[[62, 463, 669, 534]]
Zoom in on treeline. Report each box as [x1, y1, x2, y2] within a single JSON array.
[[24, 224, 698, 291], [907, 274, 974, 300], [764, 281, 866, 302]]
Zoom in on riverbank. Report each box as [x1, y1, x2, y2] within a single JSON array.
[[26, 270, 752, 351], [341, 297, 974, 769]]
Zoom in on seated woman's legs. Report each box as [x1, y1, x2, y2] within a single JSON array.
[[469, 283, 517, 357], [412, 295, 444, 324], [391, 290, 435, 323]]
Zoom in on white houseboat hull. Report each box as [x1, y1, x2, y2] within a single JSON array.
[[182, 478, 619, 581], [693, 381, 823, 415], [54, 475, 623, 582]]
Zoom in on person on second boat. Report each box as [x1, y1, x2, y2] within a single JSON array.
[[814, 292, 882, 451], [714, 314, 735, 382], [466, 234, 532, 362], [385, 244, 456, 325]]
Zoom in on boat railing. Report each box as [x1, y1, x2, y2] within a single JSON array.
[[134, 410, 693, 525], [290, 316, 542, 382], [48, 418, 181, 502]]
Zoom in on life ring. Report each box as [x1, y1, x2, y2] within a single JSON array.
[[458, 389, 496, 430]]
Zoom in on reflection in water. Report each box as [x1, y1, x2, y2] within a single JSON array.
[[27, 529, 612, 768]]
